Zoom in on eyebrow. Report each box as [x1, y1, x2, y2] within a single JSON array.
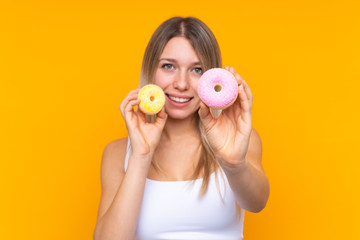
[[159, 58, 201, 66]]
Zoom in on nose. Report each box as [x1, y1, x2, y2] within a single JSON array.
[[173, 71, 190, 91]]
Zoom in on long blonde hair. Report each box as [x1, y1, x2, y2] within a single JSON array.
[[139, 16, 242, 220]]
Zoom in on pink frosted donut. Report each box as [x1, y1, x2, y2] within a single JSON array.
[[198, 68, 238, 109]]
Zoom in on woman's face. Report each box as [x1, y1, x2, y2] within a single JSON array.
[[154, 36, 203, 120]]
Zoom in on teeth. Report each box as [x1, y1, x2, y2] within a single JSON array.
[[168, 95, 191, 103]]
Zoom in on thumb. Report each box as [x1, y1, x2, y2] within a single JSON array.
[[155, 107, 168, 126], [198, 101, 212, 125]]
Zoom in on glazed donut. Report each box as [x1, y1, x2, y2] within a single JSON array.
[[138, 84, 165, 115], [198, 68, 238, 118]]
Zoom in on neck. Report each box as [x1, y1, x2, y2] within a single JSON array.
[[161, 113, 200, 143]]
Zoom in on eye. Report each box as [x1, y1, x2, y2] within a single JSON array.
[[193, 68, 202, 74], [162, 64, 174, 70]]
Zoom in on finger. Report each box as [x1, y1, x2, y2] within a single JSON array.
[[157, 107, 167, 120], [225, 66, 234, 75], [119, 88, 141, 113], [240, 79, 253, 111], [228, 67, 252, 109], [241, 79, 252, 100], [223, 103, 238, 126], [237, 84, 252, 122], [229, 67, 244, 85], [225, 66, 241, 85], [123, 89, 141, 105], [226, 68, 252, 116], [129, 88, 141, 94], [121, 98, 141, 130], [155, 107, 168, 127], [198, 101, 212, 125], [235, 73, 244, 85], [135, 107, 146, 122], [120, 95, 139, 117], [121, 98, 140, 122], [226, 97, 241, 121], [125, 99, 141, 115]]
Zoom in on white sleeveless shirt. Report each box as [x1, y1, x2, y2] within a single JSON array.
[[124, 137, 245, 240]]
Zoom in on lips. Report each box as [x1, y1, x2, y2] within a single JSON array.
[[166, 94, 194, 106], [167, 94, 192, 103]]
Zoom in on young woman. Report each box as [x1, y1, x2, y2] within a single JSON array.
[[94, 16, 270, 240]]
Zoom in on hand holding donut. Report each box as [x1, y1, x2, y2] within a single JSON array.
[[198, 67, 253, 167], [119, 87, 167, 159]]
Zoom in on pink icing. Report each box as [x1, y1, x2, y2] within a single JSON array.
[[198, 68, 238, 108]]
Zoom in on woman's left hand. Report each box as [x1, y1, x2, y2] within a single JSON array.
[[198, 66, 253, 168]]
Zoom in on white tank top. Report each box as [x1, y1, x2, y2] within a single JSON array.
[[124, 137, 245, 240]]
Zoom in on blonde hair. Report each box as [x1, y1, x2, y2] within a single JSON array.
[[139, 16, 242, 220]]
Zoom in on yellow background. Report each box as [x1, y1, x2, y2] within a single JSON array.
[[1, 0, 359, 239]]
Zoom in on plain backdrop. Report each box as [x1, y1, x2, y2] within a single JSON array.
[[1, 0, 359, 239]]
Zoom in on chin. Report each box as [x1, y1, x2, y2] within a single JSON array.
[[165, 109, 197, 120]]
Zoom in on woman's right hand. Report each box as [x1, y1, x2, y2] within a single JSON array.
[[119, 88, 168, 160]]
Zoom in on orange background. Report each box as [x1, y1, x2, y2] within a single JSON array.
[[1, 0, 359, 239]]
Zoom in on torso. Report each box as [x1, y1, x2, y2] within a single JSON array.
[[147, 139, 203, 181], [121, 136, 245, 239], [119, 136, 206, 181]]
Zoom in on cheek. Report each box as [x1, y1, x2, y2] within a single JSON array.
[[154, 70, 171, 88], [191, 76, 200, 95]]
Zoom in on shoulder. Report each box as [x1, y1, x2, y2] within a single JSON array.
[[246, 128, 263, 171], [101, 137, 128, 174], [96, 137, 128, 224], [104, 137, 128, 153]]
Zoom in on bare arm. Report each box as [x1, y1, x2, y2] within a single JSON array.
[[94, 88, 168, 239], [219, 128, 270, 213], [93, 139, 152, 240], [198, 67, 270, 213]]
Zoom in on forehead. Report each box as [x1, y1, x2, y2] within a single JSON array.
[[160, 37, 200, 63]]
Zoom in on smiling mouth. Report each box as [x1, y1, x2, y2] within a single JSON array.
[[166, 94, 193, 103]]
